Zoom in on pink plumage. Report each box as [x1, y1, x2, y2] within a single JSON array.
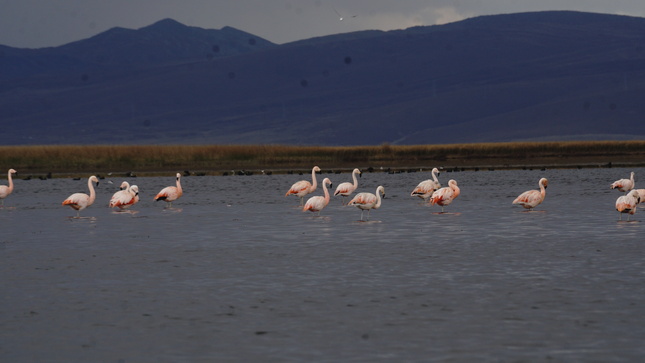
[[513, 178, 548, 210]]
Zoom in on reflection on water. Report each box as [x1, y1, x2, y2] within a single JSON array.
[[1, 167, 644, 362]]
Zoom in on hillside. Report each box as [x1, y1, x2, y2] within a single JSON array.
[[1, 11, 645, 146]]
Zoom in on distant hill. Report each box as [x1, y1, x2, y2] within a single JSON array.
[[1, 11, 644, 146]]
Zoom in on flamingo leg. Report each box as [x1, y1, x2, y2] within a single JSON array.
[[360, 210, 365, 221], [366, 209, 371, 221]]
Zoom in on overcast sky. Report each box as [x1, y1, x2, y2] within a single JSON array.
[[2, 0, 644, 48]]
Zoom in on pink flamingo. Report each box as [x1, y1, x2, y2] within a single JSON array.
[[334, 168, 361, 204], [62, 175, 99, 217], [303, 178, 333, 215], [616, 190, 641, 221], [430, 179, 460, 212], [109, 181, 139, 209], [154, 173, 183, 208], [285, 166, 321, 205], [347, 185, 385, 221], [611, 172, 635, 193], [513, 177, 549, 211], [0, 168, 17, 207], [411, 168, 441, 201]]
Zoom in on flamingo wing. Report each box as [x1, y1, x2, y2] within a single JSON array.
[[430, 187, 453, 206], [303, 196, 325, 212], [155, 186, 179, 202], [411, 180, 439, 197], [611, 179, 633, 192], [334, 182, 355, 196], [286, 180, 312, 197], [616, 196, 636, 214], [513, 190, 542, 208], [110, 190, 135, 208], [348, 192, 376, 208], [63, 193, 90, 210], [0, 185, 9, 199]]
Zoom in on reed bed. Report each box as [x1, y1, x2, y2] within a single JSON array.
[[1, 141, 644, 175]]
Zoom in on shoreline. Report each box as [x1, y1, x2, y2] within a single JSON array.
[[1, 141, 643, 178]]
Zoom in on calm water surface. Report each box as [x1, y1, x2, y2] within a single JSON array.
[[1, 167, 644, 362]]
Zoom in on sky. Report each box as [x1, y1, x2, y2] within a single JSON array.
[[1, 0, 645, 48]]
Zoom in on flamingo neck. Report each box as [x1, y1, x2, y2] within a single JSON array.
[[176, 178, 183, 195], [7, 171, 13, 192], [374, 188, 383, 209], [352, 171, 358, 188], [540, 182, 546, 197], [310, 169, 318, 189], [88, 178, 96, 205], [432, 170, 439, 183], [451, 183, 460, 198], [323, 181, 330, 203]]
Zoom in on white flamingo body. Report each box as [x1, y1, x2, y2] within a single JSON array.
[[411, 168, 441, 200], [154, 173, 183, 208], [611, 172, 635, 193], [334, 168, 361, 204], [616, 190, 641, 221], [513, 178, 549, 210], [348, 185, 385, 221], [109, 182, 139, 209], [62, 175, 99, 217], [303, 178, 333, 215], [430, 179, 460, 212], [286, 166, 321, 205], [0, 169, 17, 206]]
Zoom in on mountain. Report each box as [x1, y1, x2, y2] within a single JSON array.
[[1, 11, 645, 146]]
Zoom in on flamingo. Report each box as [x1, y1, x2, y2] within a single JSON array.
[[512, 178, 549, 211], [411, 168, 441, 201], [154, 173, 183, 208], [334, 168, 361, 204], [616, 190, 641, 221], [303, 178, 333, 215], [611, 172, 635, 193], [429, 179, 460, 213], [347, 185, 385, 221], [62, 175, 99, 217], [109, 181, 139, 209], [0, 168, 17, 206], [285, 166, 321, 206]]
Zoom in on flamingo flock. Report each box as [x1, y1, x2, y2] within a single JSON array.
[[0, 167, 642, 221]]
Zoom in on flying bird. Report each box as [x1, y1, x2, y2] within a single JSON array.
[[303, 178, 333, 216], [512, 178, 549, 210], [430, 179, 460, 213], [611, 172, 635, 193], [347, 185, 385, 221], [154, 173, 183, 208], [411, 168, 441, 201], [615, 189, 641, 221], [0, 168, 17, 207], [62, 175, 99, 217], [332, 6, 357, 21], [334, 168, 361, 204], [286, 166, 321, 206]]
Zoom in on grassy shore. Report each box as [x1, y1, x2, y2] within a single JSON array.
[[1, 141, 644, 177]]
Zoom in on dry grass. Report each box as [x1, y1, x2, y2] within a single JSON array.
[[0, 141, 644, 175]]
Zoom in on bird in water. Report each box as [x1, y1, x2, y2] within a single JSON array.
[[611, 172, 635, 193], [334, 168, 361, 205], [62, 175, 99, 218], [513, 178, 549, 211], [347, 185, 385, 221], [109, 181, 140, 210], [154, 173, 183, 208], [0, 168, 17, 207], [285, 166, 321, 206], [411, 168, 441, 201], [303, 178, 333, 216], [615, 189, 641, 221], [429, 179, 460, 213]]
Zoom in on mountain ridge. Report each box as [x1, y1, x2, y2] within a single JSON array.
[[1, 11, 644, 146]]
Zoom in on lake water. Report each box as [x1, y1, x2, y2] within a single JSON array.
[[2, 167, 644, 362]]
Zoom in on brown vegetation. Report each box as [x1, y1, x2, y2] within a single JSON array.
[[0, 141, 643, 176]]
